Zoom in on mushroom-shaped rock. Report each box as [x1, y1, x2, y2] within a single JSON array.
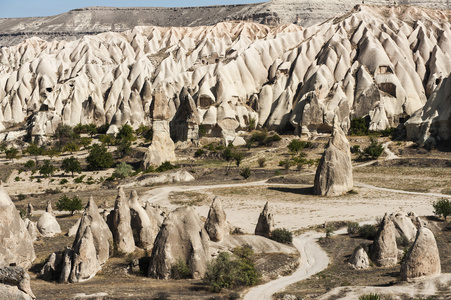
[[0, 187, 35, 268], [0, 266, 35, 299], [400, 227, 441, 281], [314, 119, 353, 196], [255, 202, 274, 238], [370, 214, 398, 267], [392, 212, 418, 242], [70, 226, 101, 283], [204, 197, 228, 242], [107, 188, 135, 254], [129, 190, 157, 250], [349, 245, 369, 270], [148, 207, 210, 279], [74, 197, 112, 265], [37, 212, 61, 237]]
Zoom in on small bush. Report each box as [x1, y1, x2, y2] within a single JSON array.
[[74, 175, 86, 183], [347, 222, 360, 234], [270, 228, 293, 244], [351, 145, 361, 154], [56, 195, 83, 215], [59, 178, 68, 185], [24, 160, 35, 169], [17, 194, 26, 201], [380, 127, 395, 137], [86, 144, 114, 170], [257, 157, 266, 168], [240, 167, 251, 179], [156, 161, 178, 172], [349, 117, 369, 136], [194, 149, 205, 157], [45, 188, 62, 194], [113, 162, 134, 179], [39, 160, 55, 177], [358, 224, 378, 240], [288, 139, 309, 154], [433, 198, 451, 221], [171, 259, 192, 279], [359, 293, 382, 300], [15, 176, 20, 182]]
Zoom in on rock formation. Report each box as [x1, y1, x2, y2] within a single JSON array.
[[67, 218, 81, 237], [46, 201, 54, 216], [400, 226, 441, 281], [145, 203, 164, 228], [70, 226, 101, 283], [36, 212, 61, 237], [0, 6, 449, 145], [255, 202, 274, 238], [0, 266, 35, 299], [107, 188, 135, 254], [204, 197, 228, 242], [170, 87, 200, 144], [370, 214, 398, 267], [39, 252, 63, 281], [74, 196, 112, 265], [148, 207, 210, 279], [27, 203, 33, 216], [392, 212, 418, 242], [349, 245, 370, 270], [58, 248, 73, 284], [314, 119, 353, 196], [0, 187, 35, 268], [129, 190, 158, 250], [23, 218, 38, 241]]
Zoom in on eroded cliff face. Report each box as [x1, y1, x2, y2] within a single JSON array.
[[0, 5, 449, 143]]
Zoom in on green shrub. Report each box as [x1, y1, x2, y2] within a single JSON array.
[[234, 152, 244, 166], [257, 157, 266, 168], [96, 123, 110, 135], [15, 176, 20, 182], [24, 160, 35, 169], [17, 194, 26, 200], [287, 139, 309, 153], [39, 160, 55, 177], [194, 149, 205, 157], [351, 145, 361, 154], [349, 117, 368, 136], [433, 198, 451, 221], [62, 142, 80, 154], [56, 195, 83, 215], [113, 162, 134, 179], [5, 147, 19, 161], [359, 293, 382, 300], [270, 228, 293, 244], [156, 161, 178, 172], [116, 138, 132, 158], [116, 124, 135, 142], [171, 259, 192, 279], [61, 156, 82, 177], [380, 127, 395, 137], [74, 175, 86, 183], [86, 144, 114, 170], [358, 224, 378, 240], [240, 167, 251, 179], [203, 245, 260, 292], [136, 124, 153, 141], [198, 124, 207, 138], [363, 138, 384, 159], [59, 178, 68, 185], [347, 222, 360, 235]]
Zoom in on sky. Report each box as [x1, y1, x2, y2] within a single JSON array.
[[0, 0, 264, 18]]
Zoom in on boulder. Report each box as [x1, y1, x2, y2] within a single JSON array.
[[37, 212, 61, 237], [400, 226, 441, 281], [349, 245, 369, 269], [70, 226, 101, 283], [129, 190, 157, 250], [204, 197, 228, 242], [74, 196, 112, 265], [0, 266, 35, 299], [314, 118, 353, 196], [255, 202, 274, 238], [370, 214, 398, 267], [148, 207, 210, 279], [0, 187, 35, 268], [392, 212, 418, 242], [107, 188, 135, 254]]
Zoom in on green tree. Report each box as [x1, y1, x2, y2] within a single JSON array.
[[349, 117, 369, 136], [270, 228, 293, 244], [113, 162, 134, 179], [79, 137, 92, 149], [433, 198, 451, 221], [55, 124, 77, 145], [39, 160, 55, 177], [234, 152, 244, 167], [86, 144, 114, 170], [116, 124, 135, 142], [86, 124, 98, 137], [62, 141, 80, 154], [99, 134, 115, 148], [116, 138, 131, 158], [56, 195, 83, 215], [287, 139, 307, 154], [240, 167, 251, 179], [24, 143, 45, 163], [61, 156, 82, 177], [0, 142, 7, 153], [5, 147, 19, 161], [363, 138, 384, 159], [45, 147, 61, 160], [73, 123, 86, 135]]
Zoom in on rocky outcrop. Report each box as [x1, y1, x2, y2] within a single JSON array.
[[36, 212, 61, 237], [129, 190, 157, 250], [204, 197, 228, 242], [0, 187, 35, 269], [145, 203, 164, 228], [392, 212, 418, 242], [0, 266, 35, 299], [70, 226, 101, 283], [349, 245, 369, 270], [148, 207, 210, 279], [27, 203, 33, 216], [45, 201, 54, 216], [23, 219, 38, 241], [74, 196, 112, 265], [314, 119, 353, 196], [400, 226, 441, 281], [255, 202, 274, 238], [39, 252, 63, 281], [107, 188, 135, 254], [67, 218, 81, 237], [141, 87, 176, 169], [58, 248, 73, 284], [370, 214, 398, 267], [170, 87, 200, 144]]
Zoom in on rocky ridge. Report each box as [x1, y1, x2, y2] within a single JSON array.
[[0, 5, 450, 146]]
